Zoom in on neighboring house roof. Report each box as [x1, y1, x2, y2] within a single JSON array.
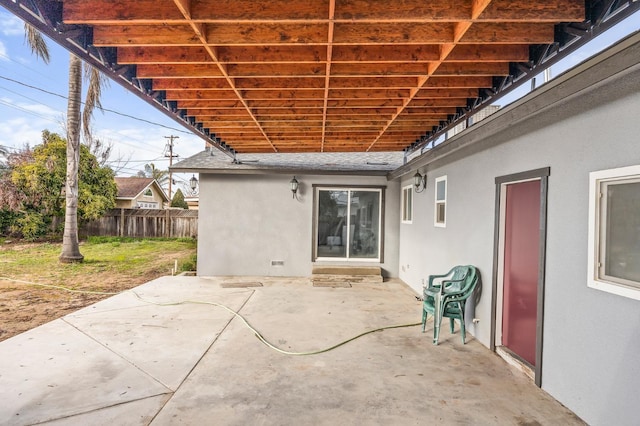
[[171, 151, 405, 176], [114, 177, 169, 202]]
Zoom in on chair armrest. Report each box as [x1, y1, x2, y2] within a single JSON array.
[[427, 273, 451, 288], [440, 278, 466, 295]]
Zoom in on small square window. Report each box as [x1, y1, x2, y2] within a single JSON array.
[[588, 165, 640, 300], [434, 176, 447, 227], [402, 185, 413, 223]]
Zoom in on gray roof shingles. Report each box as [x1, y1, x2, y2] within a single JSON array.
[[171, 150, 405, 175], [114, 177, 155, 199]]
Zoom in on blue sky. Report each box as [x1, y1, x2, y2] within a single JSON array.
[[0, 7, 638, 182], [0, 9, 205, 189]]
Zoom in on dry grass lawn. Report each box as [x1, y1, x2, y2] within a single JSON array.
[[0, 237, 197, 342]]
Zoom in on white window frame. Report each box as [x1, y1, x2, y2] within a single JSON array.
[[587, 164, 640, 300], [434, 175, 447, 228], [314, 187, 383, 263], [401, 185, 413, 224]]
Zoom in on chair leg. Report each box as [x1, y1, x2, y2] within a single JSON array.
[[449, 318, 455, 334], [421, 310, 427, 333], [433, 320, 441, 345], [433, 294, 442, 345]]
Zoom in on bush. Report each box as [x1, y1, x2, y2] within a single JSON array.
[[12, 212, 47, 241], [170, 189, 189, 209], [0, 210, 19, 236]]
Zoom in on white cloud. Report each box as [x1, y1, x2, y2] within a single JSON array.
[[0, 116, 59, 148], [0, 12, 24, 37], [0, 40, 8, 61]]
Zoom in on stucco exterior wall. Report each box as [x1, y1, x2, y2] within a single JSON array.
[[398, 64, 640, 424], [198, 173, 400, 278]]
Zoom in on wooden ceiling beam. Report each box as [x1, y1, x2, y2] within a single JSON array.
[[329, 77, 419, 88], [328, 89, 412, 99], [218, 46, 327, 63], [325, 108, 399, 115], [177, 100, 245, 109], [332, 45, 440, 62], [137, 64, 225, 78], [153, 78, 232, 90], [479, 0, 584, 22], [201, 122, 261, 128], [446, 44, 530, 62], [93, 25, 201, 46], [95, 23, 553, 47], [254, 108, 325, 115], [227, 64, 326, 77], [334, 0, 471, 21], [118, 46, 211, 64], [461, 23, 555, 44], [64, 0, 583, 23], [164, 90, 239, 100], [186, 109, 252, 117], [406, 98, 469, 107], [326, 99, 405, 107], [413, 88, 478, 98], [333, 23, 453, 44], [422, 76, 493, 88], [205, 23, 328, 45], [328, 62, 509, 77], [241, 90, 326, 100], [235, 78, 326, 89]]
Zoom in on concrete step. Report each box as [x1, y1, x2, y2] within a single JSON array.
[[310, 273, 383, 287], [311, 265, 382, 276]]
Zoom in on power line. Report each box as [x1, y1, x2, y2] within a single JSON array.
[[0, 74, 194, 134]]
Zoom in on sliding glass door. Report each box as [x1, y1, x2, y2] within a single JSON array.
[[315, 188, 382, 261]]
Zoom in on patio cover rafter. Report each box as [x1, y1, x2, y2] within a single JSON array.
[[2, 0, 638, 154]]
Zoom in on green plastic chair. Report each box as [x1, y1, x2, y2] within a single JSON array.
[[421, 265, 478, 345]]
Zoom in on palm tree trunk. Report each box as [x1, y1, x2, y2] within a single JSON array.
[[60, 53, 84, 263]]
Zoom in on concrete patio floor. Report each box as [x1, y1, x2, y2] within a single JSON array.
[[0, 276, 583, 425]]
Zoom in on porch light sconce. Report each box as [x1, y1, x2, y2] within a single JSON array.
[[414, 171, 426, 193], [289, 176, 299, 199], [189, 174, 198, 192]]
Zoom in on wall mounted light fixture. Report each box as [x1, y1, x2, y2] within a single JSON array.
[[189, 174, 198, 192], [414, 171, 426, 193], [289, 176, 299, 199]]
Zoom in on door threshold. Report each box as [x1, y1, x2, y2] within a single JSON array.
[[496, 346, 534, 381]]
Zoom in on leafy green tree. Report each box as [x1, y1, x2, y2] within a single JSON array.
[[170, 189, 189, 209], [5, 131, 116, 240]]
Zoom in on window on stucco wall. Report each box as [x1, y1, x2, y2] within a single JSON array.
[[402, 185, 413, 223], [434, 176, 447, 227], [314, 187, 383, 262], [588, 165, 640, 300]]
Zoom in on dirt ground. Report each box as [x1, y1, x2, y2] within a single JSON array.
[[0, 241, 195, 342], [0, 276, 153, 342]]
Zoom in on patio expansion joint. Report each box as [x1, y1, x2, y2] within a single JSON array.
[[149, 287, 258, 423], [60, 316, 175, 393]]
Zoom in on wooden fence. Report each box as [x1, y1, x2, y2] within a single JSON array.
[[81, 208, 198, 238]]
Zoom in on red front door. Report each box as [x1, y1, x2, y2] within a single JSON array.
[[502, 180, 540, 366]]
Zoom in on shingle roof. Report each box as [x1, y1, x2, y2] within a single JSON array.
[[171, 150, 405, 176], [114, 177, 157, 199]]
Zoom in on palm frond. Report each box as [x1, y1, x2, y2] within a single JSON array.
[[24, 23, 50, 64]]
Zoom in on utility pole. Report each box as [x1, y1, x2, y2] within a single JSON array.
[[164, 135, 179, 201]]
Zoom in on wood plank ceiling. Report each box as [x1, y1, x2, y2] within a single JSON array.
[[60, 0, 586, 153]]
